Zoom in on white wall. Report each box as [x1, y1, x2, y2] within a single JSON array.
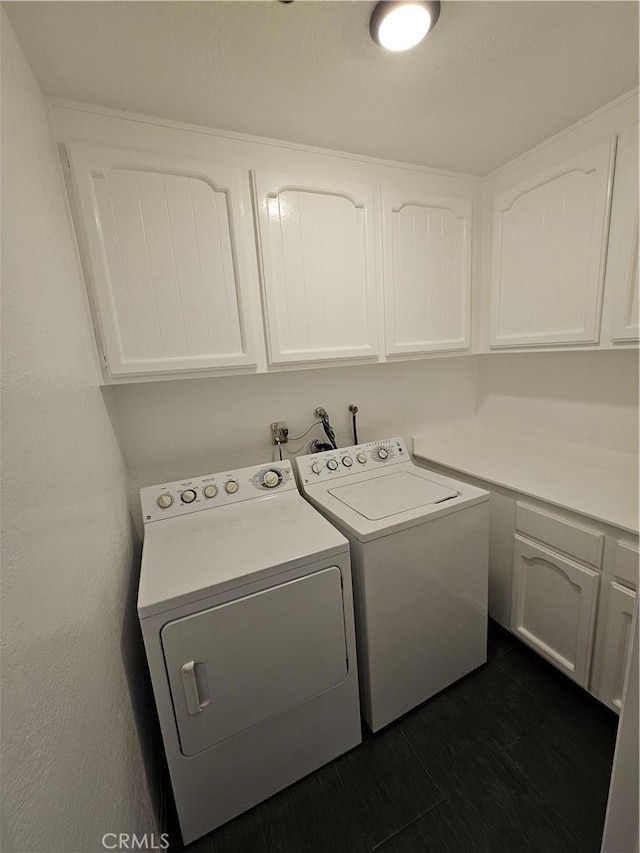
[[1, 14, 157, 852], [476, 350, 639, 456], [105, 356, 479, 530], [107, 347, 639, 533]]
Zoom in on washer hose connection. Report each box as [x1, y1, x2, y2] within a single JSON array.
[[314, 407, 338, 450]]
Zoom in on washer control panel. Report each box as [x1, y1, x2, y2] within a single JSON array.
[[297, 437, 408, 485], [141, 460, 295, 523]]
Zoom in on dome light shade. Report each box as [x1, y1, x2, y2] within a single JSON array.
[[370, 1, 441, 52]]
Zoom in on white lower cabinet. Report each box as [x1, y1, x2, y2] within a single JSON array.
[[598, 581, 636, 711], [414, 462, 638, 712], [593, 539, 639, 712], [511, 534, 600, 686], [509, 507, 639, 709]]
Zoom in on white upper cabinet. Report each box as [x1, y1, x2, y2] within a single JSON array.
[[253, 171, 378, 365], [67, 143, 260, 378], [489, 137, 616, 348], [611, 223, 640, 343], [55, 94, 637, 376], [382, 189, 472, 355], [603, 124, 639, 345]]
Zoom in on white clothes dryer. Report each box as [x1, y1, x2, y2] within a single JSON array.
[[295, 437, 489, 733], [138, 460, 361, 845]]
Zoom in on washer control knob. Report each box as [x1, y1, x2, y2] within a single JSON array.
[[203, 484, 218, 499], [356, 452, 367, 464], [157, 493, 173, 509], [181, 489, 197, 504], [326, 459, 339, 471], [342, 456, 353, 467], [262, 469, 281, 488], [225, 480, 239, 494], [311, 461, 322, 475], [377, 447, 389, 460]]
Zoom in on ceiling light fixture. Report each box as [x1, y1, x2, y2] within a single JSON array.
[[370, 1, 441, 52]]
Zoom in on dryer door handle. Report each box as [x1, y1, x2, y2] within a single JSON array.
[[181, 660, 208, 715]]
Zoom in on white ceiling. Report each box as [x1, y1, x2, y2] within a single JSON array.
[[4, 0, 639, 175]]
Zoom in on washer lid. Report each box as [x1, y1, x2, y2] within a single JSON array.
[[328, 471, 458, 520]]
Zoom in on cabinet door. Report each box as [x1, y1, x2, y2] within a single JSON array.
[[611, 222, 640, 343], [67, 143, 260, 377], [253, 171, 378, 364], [606, 124, 639, 344], [382, 189, 472, 355], [599, 581, 636, 712], [490, 138, 616, 348], [511, 535, 600, 685]]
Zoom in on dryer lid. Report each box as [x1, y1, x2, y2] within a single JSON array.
[[328, 471, 459, 520]]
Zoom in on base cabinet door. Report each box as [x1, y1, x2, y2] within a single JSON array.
[[511, 535, 600, 685], [598, 581, 636, 712]]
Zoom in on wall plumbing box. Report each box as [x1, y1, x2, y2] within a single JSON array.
[[271, 423, 289, 444]]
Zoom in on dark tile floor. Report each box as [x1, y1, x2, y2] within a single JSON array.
[[179, 621, 618, 853]]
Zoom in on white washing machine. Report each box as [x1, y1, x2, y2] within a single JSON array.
[[295, 437, 489, 733], [138, 460, 361, 845]]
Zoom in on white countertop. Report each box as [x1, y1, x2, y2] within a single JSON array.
[[412, 428, 639, 535]]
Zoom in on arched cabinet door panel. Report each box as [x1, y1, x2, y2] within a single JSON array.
[[511, 535, 600, 685], [253, 171, 379, 365], [67, 143, 260, 378], [382, 189, 472, 355], [490, 137, 616, 348]]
